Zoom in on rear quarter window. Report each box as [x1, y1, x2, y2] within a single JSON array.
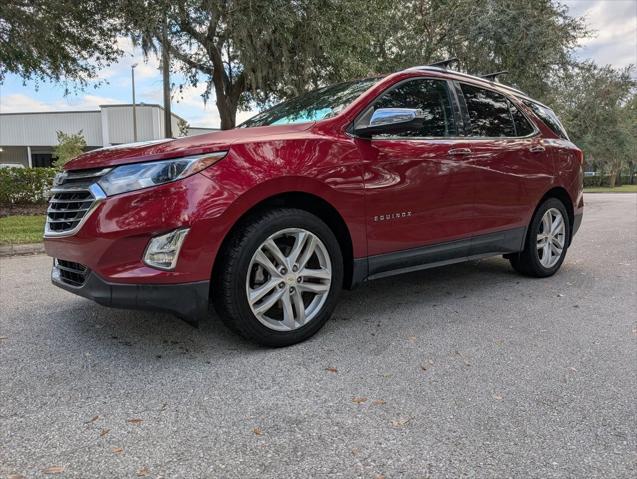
[[510, 103, 535, 136], [523, 101, 569, 140]]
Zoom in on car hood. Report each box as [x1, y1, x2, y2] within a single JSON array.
[[65, 123, 314, 171]]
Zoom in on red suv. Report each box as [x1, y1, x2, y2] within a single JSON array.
[[44, 65, 583, 346]]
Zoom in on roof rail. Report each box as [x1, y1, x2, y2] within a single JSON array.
[[427, 58, 460, 69], [403, 65, 528, 98], [481, 71, 509, 82]]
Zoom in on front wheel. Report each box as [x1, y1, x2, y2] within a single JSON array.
[[509, 198, 570, 277], [213, 208, 343, 347]]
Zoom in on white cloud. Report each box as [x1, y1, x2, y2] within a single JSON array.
[[59, 94, 122, 109], [564, 0, 637, 70], [0, 94, 51, 113], [100, 38, 159, 77], [0, 93, 121, 113]]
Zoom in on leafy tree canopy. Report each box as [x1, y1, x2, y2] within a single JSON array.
[[124, 0, 381, 128], [0, 0, 123, 91], [552, 62, 636, 185], [368, 0, 589, 100], [123, 0, 589, 129]]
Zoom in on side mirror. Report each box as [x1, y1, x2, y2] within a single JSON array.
[[353, 108, 425, 137]]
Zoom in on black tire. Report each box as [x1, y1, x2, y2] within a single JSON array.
[[213, 208, 343, 347], [509, 197, 570, 277]]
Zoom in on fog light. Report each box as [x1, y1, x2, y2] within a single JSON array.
[[143, 228, 189, 270]]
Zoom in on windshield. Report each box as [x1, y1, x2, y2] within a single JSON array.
[[239, 78, 380, 128]]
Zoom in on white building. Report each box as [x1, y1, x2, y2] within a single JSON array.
[[0, 104, 217, 168]]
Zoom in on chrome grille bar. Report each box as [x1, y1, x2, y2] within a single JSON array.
[[44, 181, 107, 237], [48, 198, 94, 204]]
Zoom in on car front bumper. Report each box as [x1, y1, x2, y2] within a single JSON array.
[[52, 260, 210, 323]]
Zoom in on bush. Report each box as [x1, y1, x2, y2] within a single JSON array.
[[583, 175, 633, 187], [0, 168, 57, 205]]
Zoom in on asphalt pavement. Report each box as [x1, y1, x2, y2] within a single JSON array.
[[1, 193, 636, 478]]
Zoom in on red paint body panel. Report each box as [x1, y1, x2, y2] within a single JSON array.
[[359, 137, 478, 255], [67, 123, 314, 170], [44, 172, 235, 283], [45, 69, 584, 289]]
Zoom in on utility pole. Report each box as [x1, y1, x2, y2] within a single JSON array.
[[131, 63, 138, 142], [162, 18, 173, 138]]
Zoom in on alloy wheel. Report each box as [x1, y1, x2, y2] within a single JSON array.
[[537, 208, 566, 268], [246, 228, 332, 331]]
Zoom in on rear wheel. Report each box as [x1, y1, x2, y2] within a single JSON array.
[[509, 198, 570, 277], [213, 208, 343, 347]]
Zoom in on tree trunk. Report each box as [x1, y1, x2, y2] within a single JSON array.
[[609, 169, 617, 188], [217, 96, 237, 130]]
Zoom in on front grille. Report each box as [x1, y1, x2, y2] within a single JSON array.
[[47, 189, 96, 233], [55, 259, 89, 287], [45, 168, 109, 236]]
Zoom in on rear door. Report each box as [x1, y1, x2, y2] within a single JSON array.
[[355, 77, 479, 261], [456, 82, 553, 243]]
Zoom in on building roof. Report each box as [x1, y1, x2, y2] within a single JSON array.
[[0, 104, 216, 147]]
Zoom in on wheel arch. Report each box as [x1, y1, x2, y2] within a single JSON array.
[[211, 190, 358, 294], [536, 186, 575, 245]]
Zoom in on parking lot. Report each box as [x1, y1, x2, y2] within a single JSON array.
[[1, 193, 635, 478]]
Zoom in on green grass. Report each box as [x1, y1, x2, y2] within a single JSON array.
[[584, 184, 637, 193], [0, 215, 46, 245]]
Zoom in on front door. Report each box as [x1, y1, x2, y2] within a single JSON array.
[[355, 77, 478, 264]]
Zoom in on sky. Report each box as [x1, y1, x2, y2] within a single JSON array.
[[0, 0, 635, 128]]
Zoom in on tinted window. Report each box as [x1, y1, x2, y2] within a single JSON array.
[[510, 103, 535, 136], [461, 84, 515, 137], [523, 101, 569, 139], [360, 78, 457, 137], [240, 78, 379, 127]]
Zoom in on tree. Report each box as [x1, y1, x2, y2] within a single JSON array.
[[0, 1, 123, 90], [53, 131, 86, 168], [552, 62, 636, 187], [622, 94, 637, 185], [177, 118, 190, 137], [123, 0, 587, 129], [124, 0, 380, 129], [367, 0, 589, 101]]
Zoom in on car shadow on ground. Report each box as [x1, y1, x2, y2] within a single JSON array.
[[60, 256, 577, 363]]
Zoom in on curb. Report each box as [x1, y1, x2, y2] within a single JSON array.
[[0, 243, 45, 257]]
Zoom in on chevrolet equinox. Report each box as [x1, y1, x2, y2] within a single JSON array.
[[44, 64, 584, 346]]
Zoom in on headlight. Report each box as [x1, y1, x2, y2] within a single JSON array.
[[97, 151, 227, 196]]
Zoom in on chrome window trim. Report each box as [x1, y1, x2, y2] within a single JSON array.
[[44, 183, 107, 238], [364, 133, 539, 142], [404, 65, 530, 98], [348, 75, 540, 142]]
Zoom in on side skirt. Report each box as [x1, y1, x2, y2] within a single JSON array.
[[350, 227, 525, 286]]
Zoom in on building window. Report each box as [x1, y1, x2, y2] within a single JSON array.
[[32, 154, 54, 167]]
